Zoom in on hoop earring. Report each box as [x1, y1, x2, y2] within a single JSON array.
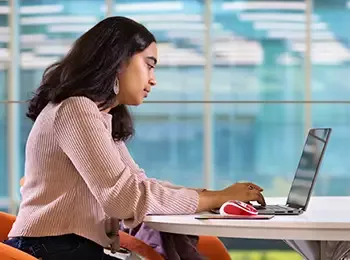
[[114, 78, 119, 95]]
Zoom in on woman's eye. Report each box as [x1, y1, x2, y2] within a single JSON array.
[[147, 64, 154, 70]]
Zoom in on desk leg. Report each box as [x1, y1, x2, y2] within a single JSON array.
[[284, 240, 350, 260], [284, 240, 320, 260], [320, 241, 350, 260]]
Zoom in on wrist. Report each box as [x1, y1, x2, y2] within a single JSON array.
[[210, 190, 224, 208], [196, 189, 222, 212]]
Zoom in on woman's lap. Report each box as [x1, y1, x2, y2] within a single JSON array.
[[3, 234, 122, 260]]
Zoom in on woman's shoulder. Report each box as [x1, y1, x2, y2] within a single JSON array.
[[52, 96, 111, 128], [58, 96, 97, 109], [53, 96, 101, 116]]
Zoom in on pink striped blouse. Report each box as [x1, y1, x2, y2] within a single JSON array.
[[9, 96, 199, 250]]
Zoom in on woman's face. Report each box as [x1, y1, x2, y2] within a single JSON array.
[[117, 42, 158, 106]]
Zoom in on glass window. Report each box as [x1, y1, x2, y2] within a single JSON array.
[[19, 0, 105, 99], [213, 103, 305, 194], [212, 0, 307, 192], [310, 0, 350, 196], [129, 103, 204, 187], [0, 0, 8, 100], [0, 103, 8, 200], [212, 0, 306, 101], [0, 0, 8, 210]]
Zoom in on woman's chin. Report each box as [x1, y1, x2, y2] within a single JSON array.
[[129, 98, 144, 106], [122, 95, 145, 106]]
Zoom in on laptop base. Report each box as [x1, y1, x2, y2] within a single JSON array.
[[254, 205, 303, 215]]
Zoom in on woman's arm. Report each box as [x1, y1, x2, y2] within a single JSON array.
[[54, 97, 202, 227]]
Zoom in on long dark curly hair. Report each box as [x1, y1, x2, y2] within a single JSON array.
[[26, 16, 156, 141]]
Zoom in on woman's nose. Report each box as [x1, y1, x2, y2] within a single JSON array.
[[149, 78, 156, 86]]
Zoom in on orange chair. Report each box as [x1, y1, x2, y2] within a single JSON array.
[[118, 231, 164, 260], [18, 177, 231, 259], [197, 235, 231, 260], [0, 212, 37, 260], [119, 233, 231, 260], [0, 212, 16, 242], [0, 243, 38, 260]]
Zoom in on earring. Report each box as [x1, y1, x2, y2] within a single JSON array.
[[114, 78, 119, 95]]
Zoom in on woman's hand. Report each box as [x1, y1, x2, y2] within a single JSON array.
[[218, 182, 266, 206], [196, 182, 265, 212]]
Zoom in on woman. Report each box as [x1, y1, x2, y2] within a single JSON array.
[[3, 16, 265, 259]]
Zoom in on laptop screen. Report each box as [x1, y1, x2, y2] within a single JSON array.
[[286, 128, 331, 210]]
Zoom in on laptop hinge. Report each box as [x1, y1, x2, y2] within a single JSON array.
[[287, 204, 304, 211]]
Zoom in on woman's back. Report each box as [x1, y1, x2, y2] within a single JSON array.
[[10, 96, 116, 247]]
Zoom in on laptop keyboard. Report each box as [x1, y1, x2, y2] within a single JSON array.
[[254, 205, 292, 211]]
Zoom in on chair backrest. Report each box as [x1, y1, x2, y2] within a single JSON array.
[[0, 212, 16, 241], [197, 236, 231, 260], [0, 243, 38, 260], [119, 231, 164, 260], [0, 212, 37, 259]]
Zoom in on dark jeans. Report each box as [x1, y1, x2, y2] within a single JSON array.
[[3, 234, 122, 260]]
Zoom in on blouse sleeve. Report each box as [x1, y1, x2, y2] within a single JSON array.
[[53, 97, 199, 227]]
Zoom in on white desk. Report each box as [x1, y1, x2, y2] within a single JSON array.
[[144, 197, 350, 241]]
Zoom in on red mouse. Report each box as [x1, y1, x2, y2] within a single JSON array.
[[219, 200, 258, 216]]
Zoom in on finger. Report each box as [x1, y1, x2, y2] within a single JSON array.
[[249, 190, 266, 206], [246, 182, 263, 191], [258, 192, 266, 206]]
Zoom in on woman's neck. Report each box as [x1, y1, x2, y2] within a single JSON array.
[[102, 108, 111, 113]]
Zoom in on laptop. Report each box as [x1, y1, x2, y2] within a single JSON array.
[[253, 128, 332, 215]]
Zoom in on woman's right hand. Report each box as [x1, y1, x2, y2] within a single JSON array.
[[218, 182, 266, 206], [196, 182, 266, 212]]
